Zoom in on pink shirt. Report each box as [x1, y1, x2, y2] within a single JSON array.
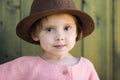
[[0, 56, 99, 80]]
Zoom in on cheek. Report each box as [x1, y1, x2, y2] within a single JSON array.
[[39, 37, 50, 51], [66, 34, 76, 46], [67, 32, 77, 41], [39, 32, 53, 43], [40, 41, 48, 51], [38, 34, 53, 49]]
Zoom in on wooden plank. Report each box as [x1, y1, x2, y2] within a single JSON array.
[[114, 0, 120, 79], [81, 0, 113, 80], [105, 0, 114, 79], [2, 0, 21, 60], [0, 0, 8, 64], [20, 0, 42, 56], [82, 1, 106, 79]]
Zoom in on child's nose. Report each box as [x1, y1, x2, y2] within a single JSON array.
[[55, 33, 64, 41]]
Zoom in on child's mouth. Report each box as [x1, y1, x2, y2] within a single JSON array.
[[54, 45, 66, 49]]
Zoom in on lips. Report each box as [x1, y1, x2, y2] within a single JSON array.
[[54, 45, 66, 49]]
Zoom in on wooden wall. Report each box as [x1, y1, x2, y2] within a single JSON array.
[[0, 0, 120, 80]]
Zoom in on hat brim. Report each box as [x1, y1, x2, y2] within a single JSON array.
[[16, 9, 94, 44]]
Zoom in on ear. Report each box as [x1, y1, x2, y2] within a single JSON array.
[[31, 32, 39, 41]]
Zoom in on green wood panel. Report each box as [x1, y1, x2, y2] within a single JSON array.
[[0, 0, 21, 63], [105, 0, 114, 80], [0, 0, 7, 63], [20, 0, 43, 56], [4, 0, 21, 58], [114, 0, 120, 79], [81, 0, 113, 80]]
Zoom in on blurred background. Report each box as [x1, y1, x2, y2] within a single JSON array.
[[0, 0, 120, 80]]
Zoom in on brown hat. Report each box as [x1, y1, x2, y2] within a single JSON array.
[[16, 0, 94, 44]]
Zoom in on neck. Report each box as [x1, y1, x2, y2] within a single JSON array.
[[41, 52, 71, 60], [40, 52, 79, 66]]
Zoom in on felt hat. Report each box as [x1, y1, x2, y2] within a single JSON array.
[[16, 0, 94, 44]]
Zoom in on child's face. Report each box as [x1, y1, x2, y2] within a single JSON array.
[[33, 13, 77, 57]]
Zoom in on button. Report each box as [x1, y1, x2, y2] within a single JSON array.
[[62, 70, 68, 75]]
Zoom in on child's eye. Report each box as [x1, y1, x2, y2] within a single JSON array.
[[64, 26, 71, 31], [46, 28, 53, 32]]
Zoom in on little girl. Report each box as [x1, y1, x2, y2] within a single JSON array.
[[0, 0, 99, 80]]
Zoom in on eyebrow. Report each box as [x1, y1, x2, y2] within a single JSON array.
[[42, 24, 56, 29]]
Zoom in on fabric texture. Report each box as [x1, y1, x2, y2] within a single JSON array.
[[0, 56, 99, 80]]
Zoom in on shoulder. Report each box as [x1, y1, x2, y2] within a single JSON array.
[[0, 56, 40, 68], [79, 57, 100, 79], [0, 56, 40, 75], [13, 56, 40, 63], [79, 57, 95, 69], [80, 57, 94, 65], [0, 56, 40, 79]]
